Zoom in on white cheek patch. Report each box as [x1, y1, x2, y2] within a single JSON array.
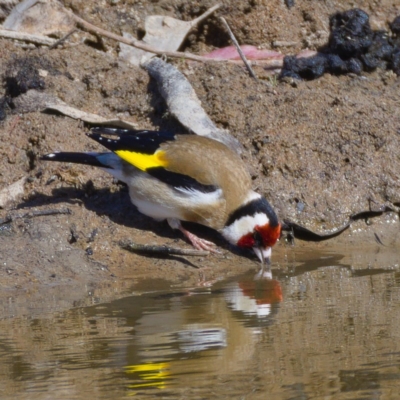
[[221, 212, 269, 245]]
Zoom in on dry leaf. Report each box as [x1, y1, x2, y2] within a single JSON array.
[[13, 90, 138, 129], [3, 0, 74, 37], [119, 5, 220, 66]]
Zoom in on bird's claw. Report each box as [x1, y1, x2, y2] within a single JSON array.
[[183, 230, 221, 254]]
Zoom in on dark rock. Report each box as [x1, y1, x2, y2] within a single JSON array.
[[280, 9, 400, 80], [328, 9, 372, 59]]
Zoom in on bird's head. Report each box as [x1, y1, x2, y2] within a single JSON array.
[[222, 195, 281, 263]]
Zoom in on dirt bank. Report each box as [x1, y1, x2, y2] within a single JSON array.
[[0, 0, 399, 314]]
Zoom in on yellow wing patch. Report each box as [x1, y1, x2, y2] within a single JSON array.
[[115, 149, 168, 171]]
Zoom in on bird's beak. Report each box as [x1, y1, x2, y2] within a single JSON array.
[[253, 246, 272, 264]]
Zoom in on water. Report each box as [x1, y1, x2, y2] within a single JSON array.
[[1, 247, 400, 399]]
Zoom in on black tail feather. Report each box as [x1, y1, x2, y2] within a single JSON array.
[[41, 152, 105, 168]]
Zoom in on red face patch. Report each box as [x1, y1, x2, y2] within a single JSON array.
[[237, 223, 281, 249], [257, 223, 281, 247], [237, 232, 255, 248]]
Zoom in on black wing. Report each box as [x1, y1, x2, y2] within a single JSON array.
[[89, 127, 218, 194], [88, 127, 176, 154], [146, 167, 218, 194]]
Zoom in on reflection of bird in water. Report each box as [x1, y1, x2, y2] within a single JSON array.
[[121, 271, 282, 391], [224, 270, 283, 327]]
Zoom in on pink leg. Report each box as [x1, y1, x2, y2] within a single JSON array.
[[167, 218, 220, 253]]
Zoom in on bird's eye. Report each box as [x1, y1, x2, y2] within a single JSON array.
[[253, 230, 263, 247]]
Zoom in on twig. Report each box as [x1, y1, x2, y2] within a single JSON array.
[[282, 204, 400, 243], [190, 4, 222, 26], [0, 208, 71, 225], [120, 240, 210, 257], [0, 7, 283, 70], [13, 89, 138, 129], [374, 232, 385, 246], [0, 28, 56, 46], [273, 40, 298, 48], [64, 6, 282, 70], [48, 28, 77, 49], [219, 17, 258, 80], [143, 57, 243, 153], [67, 9, 220, 63]]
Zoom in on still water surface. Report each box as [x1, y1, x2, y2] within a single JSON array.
[[1, 247, 400, 399]]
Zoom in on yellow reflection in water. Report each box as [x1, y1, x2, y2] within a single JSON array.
[[125, 362, 171, 389]]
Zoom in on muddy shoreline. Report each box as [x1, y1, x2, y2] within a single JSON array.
[[0, 0, 399, 315]]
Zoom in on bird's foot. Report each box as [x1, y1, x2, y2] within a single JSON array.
[[182, 229, 221, 253], [167, 218, 221, 254]]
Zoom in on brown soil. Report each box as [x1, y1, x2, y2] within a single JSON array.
[[0, 0, 399, 314]]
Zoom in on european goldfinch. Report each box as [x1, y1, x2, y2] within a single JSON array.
[[41, 127, 281, 262]]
